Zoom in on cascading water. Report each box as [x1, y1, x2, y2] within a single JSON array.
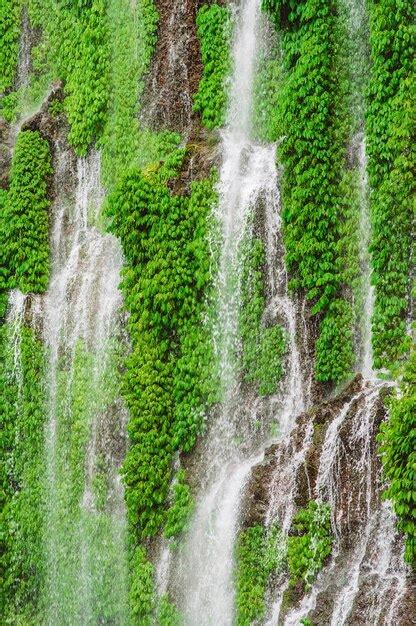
[[280, 385, 409, 626], [41, 149, 128, 624], [173, 2, 306, 623], [337, 0, 375, 381], [5, 290, 27, 390], [357, 136, 375, 380]]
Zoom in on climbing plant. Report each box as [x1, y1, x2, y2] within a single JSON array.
[[101, 0, 158, 188], [0, 130, 52, 293], [366, 0, 414, 370], [235, 523, 285, 625], [262, 0, 357, 384], [378, 349, 416, 568], [0, 0, 21, 93], [287, 500, 333, 589], [164, 469, 194, 540], [107, 157, 218, 611], [194, 3, 232, 130], [1, 325, 47, 623], [26, 0, 109, 155], [240, 236, 286, 396], [252, 43, 281, 143]]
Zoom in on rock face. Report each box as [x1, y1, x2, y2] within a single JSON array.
[[142, 0, 203, 135], [240, 377, 415, 625]]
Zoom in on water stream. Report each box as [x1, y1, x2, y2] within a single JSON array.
[[41, 150, 128, 624], [177, 2, 306, 623]]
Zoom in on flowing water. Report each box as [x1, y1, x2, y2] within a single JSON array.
[[261, 3, 409, 621], [279, 385, 409, 626], [41, 150, 128, 624], [3, 0, 411, 623], [177, 2, 306, 623], [357, 136, 375, 380]]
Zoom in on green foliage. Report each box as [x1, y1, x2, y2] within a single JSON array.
[[378, 350, 416, 567], [48, 97, 65, 118], [1, 324, 47, 622], [164, 469, 194, 539], [262, 0, 356, 383], [157, 595, 183, 626], [0, 130, 52, 293], [42, 336, 128, 624], [194, 3, 232, 129], [64, 0, 109, 154], [26, 0, 109, 155], [129, 545, 155, 625], [315, 298, 354, 383], [107, 164, 217, 540], [235, 523, 285, 625], [287, 501, 333, 589], [240, 237, 286, 395], [252, 45, 281, 143], [0, 0, 20, 92], [0, 90, 18, 122], [101, 0, 159, 188], [366, 0, 414, 369]]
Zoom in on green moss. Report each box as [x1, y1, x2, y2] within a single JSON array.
[[235, 523, 285, 626], [0, 130, 52, 293], [366, 0, 414, 370], [194, 3, 232, 130], [287, 501, 333, 589], [378, 349, 416, 568]]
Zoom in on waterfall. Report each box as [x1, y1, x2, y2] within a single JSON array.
[[357, 136, 375, 380], [41, 150, 128, 624], [176, 2, 306, 623], [6, 290, 28, 391], [280, 385, 408, 626]]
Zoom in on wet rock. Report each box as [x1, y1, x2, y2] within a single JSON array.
[[142, 0, 203, 136], [21, 83, 66, 146]]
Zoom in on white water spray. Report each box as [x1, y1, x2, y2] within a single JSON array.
[[177, 2, 306, 623], [42, 150, 128, 624]]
